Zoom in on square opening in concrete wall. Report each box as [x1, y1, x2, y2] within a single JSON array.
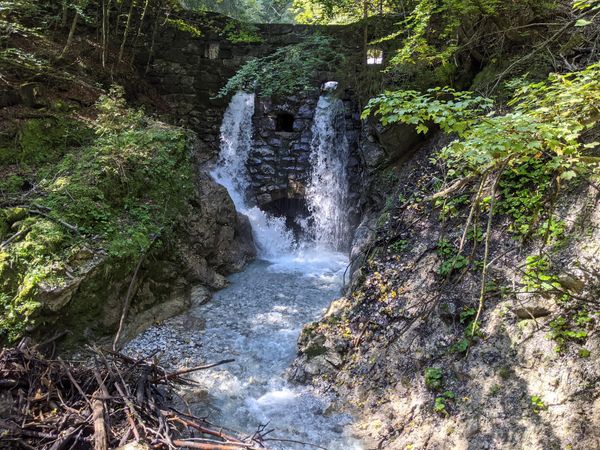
[[367, 48, 383, 65], [276, 112, 295, 132]]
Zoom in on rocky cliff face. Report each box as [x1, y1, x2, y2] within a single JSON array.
[[9, 135, 256, 349], [291, 131, 600, 450]]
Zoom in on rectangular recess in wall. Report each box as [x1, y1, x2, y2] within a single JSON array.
[[367, 48, 383, 65], [205, 42, 220, 59]]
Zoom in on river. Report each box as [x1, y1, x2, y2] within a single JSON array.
[[126, 87, 361, 448]]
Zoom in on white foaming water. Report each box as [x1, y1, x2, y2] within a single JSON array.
[[211, 90, 352, 271], [126, 88, 362, 449], [126, 262, 362, 449], [305, 92, 351, 251], [211, 91, 296, 259]]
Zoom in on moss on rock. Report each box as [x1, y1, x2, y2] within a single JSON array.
[[0, 89, 198, 345]]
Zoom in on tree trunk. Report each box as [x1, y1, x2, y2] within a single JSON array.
[[102, 0, 107, 67], [61, 0, 68, 27], [118, 0, 136, 63], [114, 0, 127, 41], [363, 0, 369, 61], [102, 0, 112, 68], [60, 10, 79, 59], [145, 0, 163, 75], [131, 0, 149, 53]]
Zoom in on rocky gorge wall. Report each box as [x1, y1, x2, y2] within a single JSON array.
[[291, 131, 600, 449]]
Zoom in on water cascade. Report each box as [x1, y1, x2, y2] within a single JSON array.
[[305, 84, 351, 250], [210, 91, 296, 258], [127, 88, 361, 449]]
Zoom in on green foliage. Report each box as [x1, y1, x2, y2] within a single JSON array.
[[292, 0, 397, 24], [0, 87, 195, 343], [436, 194, 469, 220], [578, 348, 591, 358], [7, 117, 91, 166], [489, 384, 501, 397], [498, 366, 512, 380], [376, 0, 556, 67], [217, 34, 343, 98], [530, 395, 547, 414], [521, 256, 596, 353], [364, 64, 600, 179], [433, 390, 455, 415], [547, 311, 591, 352], [165, 18, 203, 37], [41, 87, 194, 259], [362, 87, 493, 135], [497, 158, 555, 238], [389, 239, 408, 253], [523, 255, 561, 294], [182, 0, 295, 23], [573, 0, 600, 12], [0, 175, 25, 196], [386, 0, 451, 66], [460, 306, 476, 323], [222, 20, 262, 43], [436, 239, 469, 277], [424, 367, 443, 390], [450, 306, 482, 353]]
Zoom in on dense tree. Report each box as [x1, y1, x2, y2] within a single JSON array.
[[181, 0, 295, 22]]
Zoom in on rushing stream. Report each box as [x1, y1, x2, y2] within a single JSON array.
[[126, 88, 361, 448]]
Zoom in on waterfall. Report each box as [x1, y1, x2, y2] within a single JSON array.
[[210, 91, 253, 209], [211, 91, 296, 258], [212, 89, 351, 271], [305, 90, 350, 251]]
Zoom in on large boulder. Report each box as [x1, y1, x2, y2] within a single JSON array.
[[361, 117, 424, 170]]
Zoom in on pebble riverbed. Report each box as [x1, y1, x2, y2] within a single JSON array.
[[124, 258, 362, 450]]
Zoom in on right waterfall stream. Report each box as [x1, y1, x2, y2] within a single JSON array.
[[127, 87, 362, 449], [306, 88, 351, 251]]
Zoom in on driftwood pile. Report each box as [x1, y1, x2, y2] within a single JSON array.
[[0, 340, 270, 449]]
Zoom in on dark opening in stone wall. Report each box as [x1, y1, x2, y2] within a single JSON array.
[[261, 197, 309, 238], [276, 112, 295, 132]]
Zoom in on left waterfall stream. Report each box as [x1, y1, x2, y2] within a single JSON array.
[[125, 91, 362, 449]]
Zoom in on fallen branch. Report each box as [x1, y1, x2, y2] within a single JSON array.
[[0, 226, 31, 249], [0, 343, 270, 450], [424, 174, 478, 202], [29, 209, 78, 233], [164, 359, 235, 380], [113, 233, 160, 350], [172, 440, 250, 449]]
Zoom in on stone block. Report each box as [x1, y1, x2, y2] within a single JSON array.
[[256, 193, 272, 204]]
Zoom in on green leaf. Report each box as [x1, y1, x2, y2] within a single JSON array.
[[416, 123, 429, 134], [575, 19, 593, 27], [560, 170, 577, 180]]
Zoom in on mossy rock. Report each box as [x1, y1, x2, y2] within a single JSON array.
[[305, 344, 328, 358], [0, 207, 28, 240], [0, 175, 26, 195], [1, 117, 92, 166], [4, 207, 28, 224]]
